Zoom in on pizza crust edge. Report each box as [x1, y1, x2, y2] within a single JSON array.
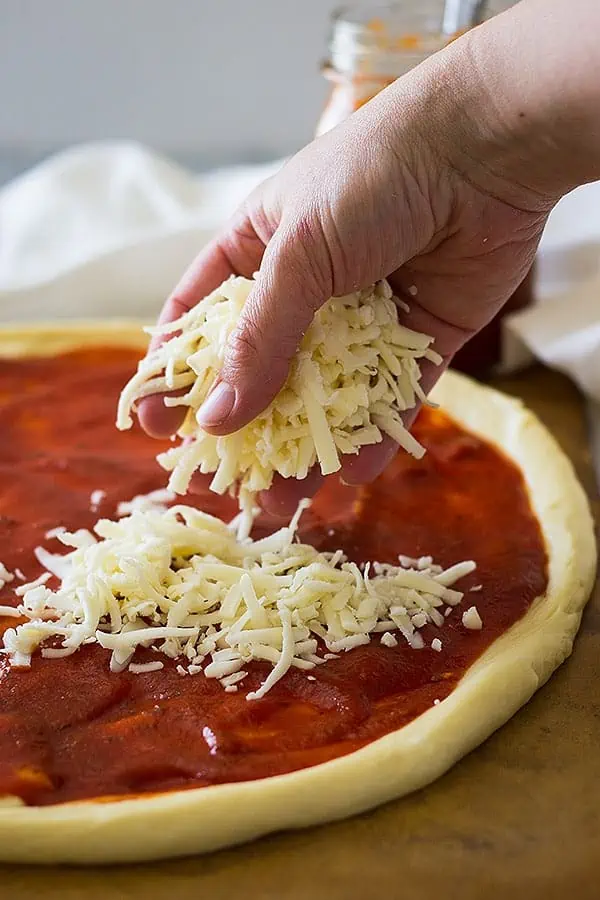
[[0, 323, 595, 865]]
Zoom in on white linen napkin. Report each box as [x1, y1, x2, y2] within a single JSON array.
[[504, 181, 600, 398], [0, 142, 278, 321]]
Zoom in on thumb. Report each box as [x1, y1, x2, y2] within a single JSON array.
[[197, 221, 332, 435]]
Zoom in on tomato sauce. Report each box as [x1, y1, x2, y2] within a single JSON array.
[[0, 348, 547, 806]]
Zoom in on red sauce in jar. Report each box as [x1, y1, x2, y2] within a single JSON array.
[[0, 347, 547, 806]]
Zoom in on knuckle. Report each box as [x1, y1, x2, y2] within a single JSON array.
[[225, 324, 262, 372], [224, 319, 290, 397], [270, 239, 331, 312]]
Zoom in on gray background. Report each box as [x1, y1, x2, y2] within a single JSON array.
[[0, 0, 517, 184], [0, 0, 339, 182]]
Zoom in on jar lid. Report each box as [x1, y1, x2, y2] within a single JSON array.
[[442, 0, 487, 34]]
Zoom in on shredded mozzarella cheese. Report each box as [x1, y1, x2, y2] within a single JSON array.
[[129, 661, 164, 674], [0, 562, 14, 590], [116, 488, 176, 518], [0, 504, 475, 700], [117, 277, 441, 523], [380, 632, 398, 648], [90, 489, 106, 511], [462, 605, 483, 630], [0, 605, 21, 618]]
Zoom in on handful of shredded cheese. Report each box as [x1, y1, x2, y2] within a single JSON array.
[[1, 503, 475, 700], [117, 277, 441, 531]]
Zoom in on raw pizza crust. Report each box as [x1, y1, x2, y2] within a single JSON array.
[[0, 322, 595, 865]]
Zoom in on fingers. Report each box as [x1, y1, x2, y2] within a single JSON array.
[[197, 220, 331, 435], [136, 241, 237, 437], [156, 203, 270, 340], [259, 467, 325, 518], [339, 435, 399, 486], [137, 211, 268, 439], [161, 250, 231, 327], [337, 274, 461, 489], [189, 465, 324, 520], [137, 391, 187, 439], [240, 426, 405, 517], [338, 313, 455, 488]]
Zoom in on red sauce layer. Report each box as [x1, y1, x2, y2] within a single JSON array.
[[0, 348, 547, 806]]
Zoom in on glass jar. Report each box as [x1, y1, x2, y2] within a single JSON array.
[[316, 4, 453, 138], [316, 2, 534, 378]]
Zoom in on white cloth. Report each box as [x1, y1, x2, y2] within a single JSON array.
[[503, 181, 600, 399], [0, 141, 599, 404], [0, 142, 278, 321]]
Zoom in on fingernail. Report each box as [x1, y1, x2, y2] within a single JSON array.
[[197, 382, 236, 427]]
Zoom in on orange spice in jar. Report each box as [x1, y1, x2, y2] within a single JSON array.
[[316, 6, 451, 137], [316, 2, 535, 378]]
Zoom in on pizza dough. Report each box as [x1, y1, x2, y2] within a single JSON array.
[[0, 323, 595, 865]]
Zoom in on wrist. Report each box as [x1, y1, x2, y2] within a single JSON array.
[[403, 0, 600, 211]]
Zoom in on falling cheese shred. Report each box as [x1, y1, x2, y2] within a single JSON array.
[[0, 562, 14, 590], [117, 277, 441, 528], [1, 504, 476, 700], [462, 605, 483, 630]]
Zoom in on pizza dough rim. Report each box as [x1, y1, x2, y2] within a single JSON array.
[[0, 321, 595, 865]]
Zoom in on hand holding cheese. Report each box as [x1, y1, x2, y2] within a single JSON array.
[[118, 276, 441, 533], [139, 0, 600, 514]]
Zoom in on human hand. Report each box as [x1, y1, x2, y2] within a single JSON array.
[[139, 26, 561, 516]]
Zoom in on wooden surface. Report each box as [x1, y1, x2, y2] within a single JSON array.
[[2, 366, 599, 900]]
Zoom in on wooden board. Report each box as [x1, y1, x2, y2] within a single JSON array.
[[1, 366, 598, 899]]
